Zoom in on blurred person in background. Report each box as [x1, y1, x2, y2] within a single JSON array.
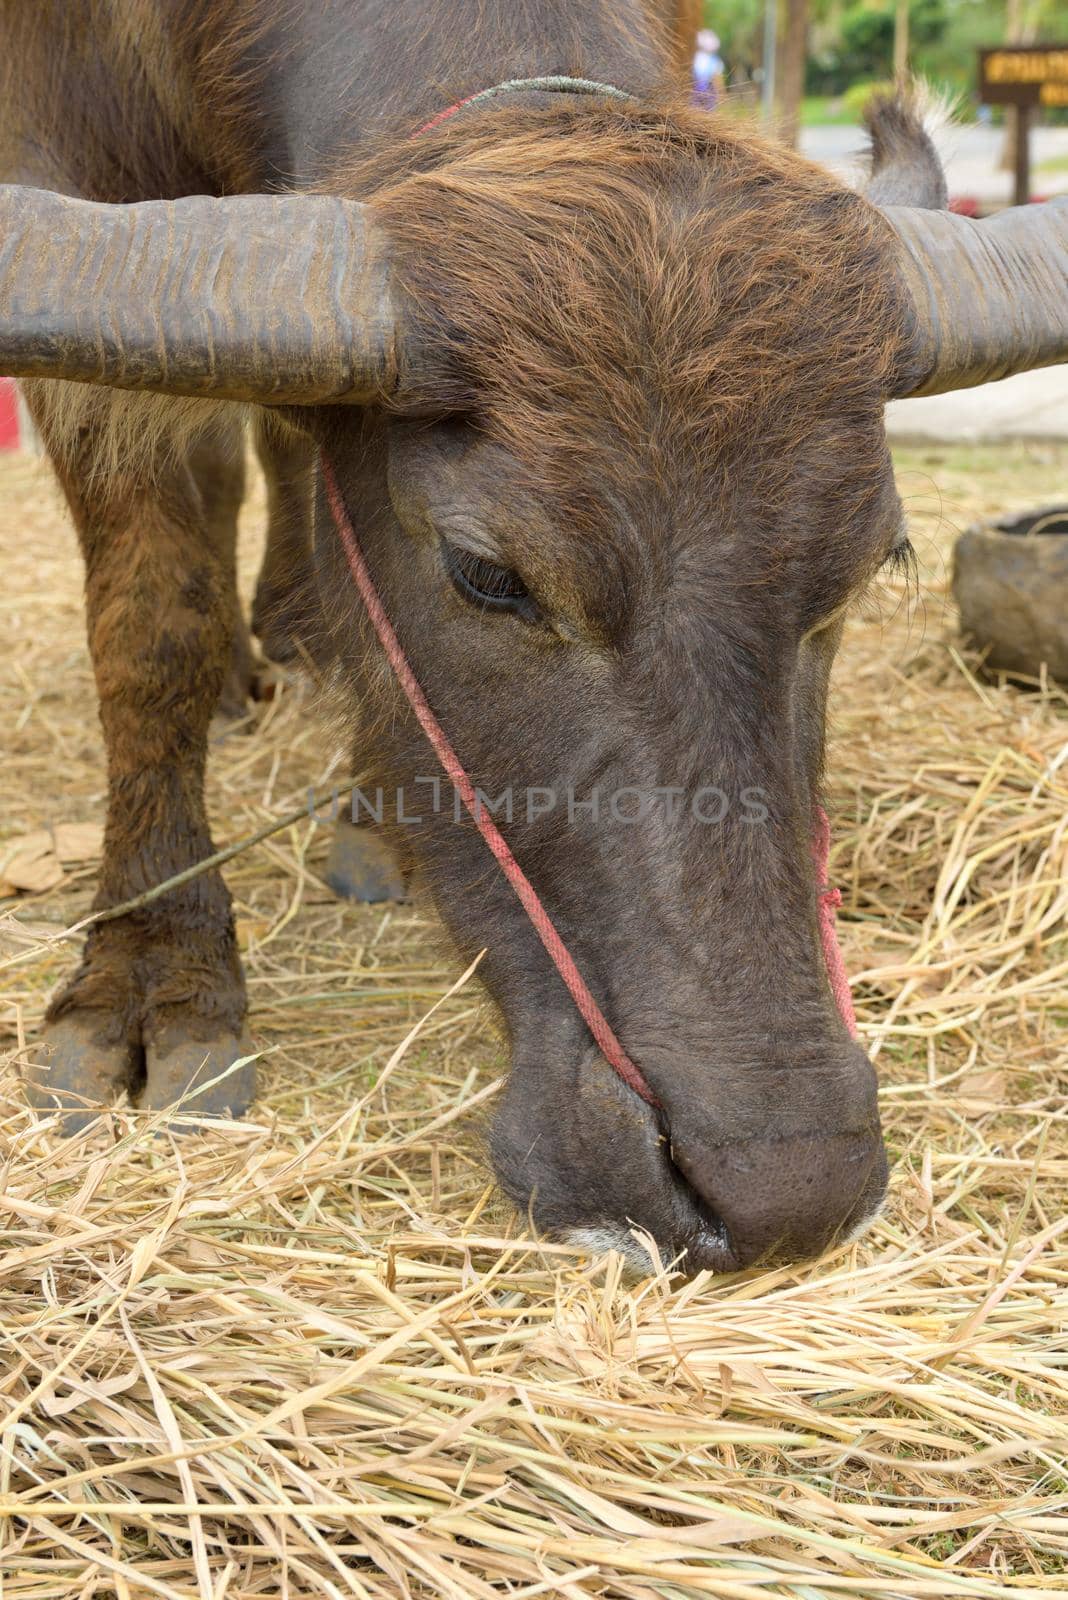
[[692, 27, 725, 109]]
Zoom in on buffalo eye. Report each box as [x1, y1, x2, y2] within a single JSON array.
[[442, 539, 539, 621]]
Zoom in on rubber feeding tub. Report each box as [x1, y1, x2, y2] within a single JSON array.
[[952, 505, 1068, 683]]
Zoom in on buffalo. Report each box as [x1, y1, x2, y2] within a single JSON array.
[[1, 1, 1065, 1271]]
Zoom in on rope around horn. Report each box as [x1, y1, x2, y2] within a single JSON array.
[[411, 75, 635, 137]]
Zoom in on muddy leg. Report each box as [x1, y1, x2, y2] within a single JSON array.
[[23, 390, 255, 1127], [187, 422, 256, 721]]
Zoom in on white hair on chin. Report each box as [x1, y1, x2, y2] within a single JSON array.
[[841, 1195, 886, 1247], [565, 1225, 659, 1275], [568, 1202, 887, 1275]]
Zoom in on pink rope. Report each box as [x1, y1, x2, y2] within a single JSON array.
[[322, 460, 858, 1100], [410, 77, 633, 138], [411, 95, 479, 137], [322, 453, 659, 1104]]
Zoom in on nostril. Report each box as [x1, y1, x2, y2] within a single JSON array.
[[669, 1129, 887, 1269], [661, 1135, 739, 1269]]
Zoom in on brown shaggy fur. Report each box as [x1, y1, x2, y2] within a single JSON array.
[[348, 104, 904, 510], [1, 0, 930, 1264], [0, 0, 673, 481]]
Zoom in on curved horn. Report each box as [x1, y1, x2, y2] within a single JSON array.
[[0, 186, 400, 403], [883, 198, 1068, 397]]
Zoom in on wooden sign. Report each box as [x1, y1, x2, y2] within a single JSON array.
[[978, 44, 1068, 205], [979, 45, 1068, 109]]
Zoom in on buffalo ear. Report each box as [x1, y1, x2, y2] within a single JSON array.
[[881, 198, 1068, 398], [0, 187, 404, 404], [863, 94, 947, 211]]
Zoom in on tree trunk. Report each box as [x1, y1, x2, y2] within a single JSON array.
[[671, 0, 705, 78], [893, 0, 909, 83], [999, 0, 1030, 176], [776, 0, 808, 147]]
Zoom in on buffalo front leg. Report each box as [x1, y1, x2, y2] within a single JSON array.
[[25, 409, 255, 1127], [186, 420, 257, 722]]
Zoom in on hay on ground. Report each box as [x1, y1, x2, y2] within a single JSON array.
[[0, 441, 1066, 1598]]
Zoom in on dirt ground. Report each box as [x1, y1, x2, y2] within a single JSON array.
[[1, 440, 1066, 1597]]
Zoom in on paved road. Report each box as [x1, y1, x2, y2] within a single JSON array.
[[801, 119, 1068, 205], [886, 366, 1068, 443]]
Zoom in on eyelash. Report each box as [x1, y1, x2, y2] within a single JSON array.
[[882, 537, 916, 577], [442, 540, 539, 621], [441, 537, 915, 625]]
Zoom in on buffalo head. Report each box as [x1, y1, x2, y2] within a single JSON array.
[[2, 99, 1064, 1270]]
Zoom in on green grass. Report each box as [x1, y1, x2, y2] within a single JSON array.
[[800, 95, 860, 126]]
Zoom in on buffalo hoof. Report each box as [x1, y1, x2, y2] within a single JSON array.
[[25, 1014, 257, 1131], [214, 672, 255, 726], [325, 819, 406, 903], [212, 617, 267, 736], [252, 576, 321, 667], [953, 507, 1068, 683], [141, 1022, 257, 1118], [24, 1015, 137, 1133]]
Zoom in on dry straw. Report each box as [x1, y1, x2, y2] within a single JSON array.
[[1, 442, 1066, 1597]]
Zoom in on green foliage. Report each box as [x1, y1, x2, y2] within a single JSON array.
[[705, 0, 1067, 110], [807, 0, 948, 95], [702, 0, 765, 78], [839, 78, 896, 117]]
